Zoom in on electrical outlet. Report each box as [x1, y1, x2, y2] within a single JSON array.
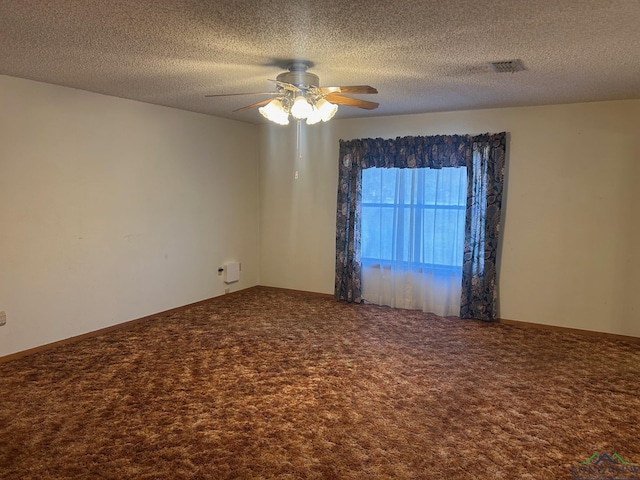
[[224, 288, 230, 294], [0, 311, 6, 326]]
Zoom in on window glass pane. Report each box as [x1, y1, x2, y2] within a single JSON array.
[[436, 168, 454, 205], [421, 168, 437, 205], [455, 209, 466, 265], [380, 206, 394, 260], [361, 166, 467, 269], [421, 209, 436, 264], [400, 206, 411, 262], [457, 168, 467, 205], [361, 206, 380, 259], [401, 169, 413, 205], [380, 168, 396, 204], [362, 168, 381, 203], [432, 209, 460, 264]]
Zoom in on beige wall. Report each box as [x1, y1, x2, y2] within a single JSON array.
[[0, 75, 260, 357], [259, 100, 640, 337], [2, 73, 638, 358]]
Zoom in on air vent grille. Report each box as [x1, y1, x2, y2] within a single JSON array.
[[489, 59, 525, 73]]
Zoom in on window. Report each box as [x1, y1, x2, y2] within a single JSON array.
[[336, 133, 505, 319], [361, 167, 467, 271]]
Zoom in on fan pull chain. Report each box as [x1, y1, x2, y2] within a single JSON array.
[[295, 120, 302, 180]]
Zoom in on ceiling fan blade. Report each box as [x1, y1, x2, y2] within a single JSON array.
[[325, 94, 379, 110], [319, 85, 378, 95], [205, 92, 279, 97], [232, 98, 276, 112]]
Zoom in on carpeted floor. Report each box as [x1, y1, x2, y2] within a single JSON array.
[[1, 287, 639, 479]]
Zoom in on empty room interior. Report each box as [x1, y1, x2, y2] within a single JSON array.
[[1, 1, 639, 479]]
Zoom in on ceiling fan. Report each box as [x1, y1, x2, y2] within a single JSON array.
[[205, 61, 379, 125]]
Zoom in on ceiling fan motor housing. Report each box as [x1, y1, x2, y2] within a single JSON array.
[[277, 62, 319, 88]]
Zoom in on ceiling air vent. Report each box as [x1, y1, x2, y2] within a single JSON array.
[[489, 59, 525, 73]]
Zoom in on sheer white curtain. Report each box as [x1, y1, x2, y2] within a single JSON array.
[[360, 167, 467, 316]]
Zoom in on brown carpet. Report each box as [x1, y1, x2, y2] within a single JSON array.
[[1, 287, 639, 479]]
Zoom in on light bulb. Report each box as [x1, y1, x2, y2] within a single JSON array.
[[316, 98, 338, 122], [290, 95, 312, 120]]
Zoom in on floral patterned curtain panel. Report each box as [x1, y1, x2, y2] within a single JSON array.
[[460, 134, 507, 321], [335, 133, 506, 321]]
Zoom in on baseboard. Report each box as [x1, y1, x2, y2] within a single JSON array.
[[0, 286, 260, 364], [498, 318, 640, 344]]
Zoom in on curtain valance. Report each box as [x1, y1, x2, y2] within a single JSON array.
[[339, 134, 469, 169]]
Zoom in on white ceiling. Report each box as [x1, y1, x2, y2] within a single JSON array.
[[1, 0, 639, 124]]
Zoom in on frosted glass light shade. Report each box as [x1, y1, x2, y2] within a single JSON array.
[[305, 106, 322, 125], [316, 98, 338, 122], [259, 99, 289, 125], [290, 96, 312, 119]]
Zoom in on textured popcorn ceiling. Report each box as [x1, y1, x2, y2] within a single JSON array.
[[1, 0, 639, 124]]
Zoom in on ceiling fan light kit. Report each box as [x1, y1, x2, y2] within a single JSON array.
[[260, 93, 338, 126], [208, 61, 378, 126]]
